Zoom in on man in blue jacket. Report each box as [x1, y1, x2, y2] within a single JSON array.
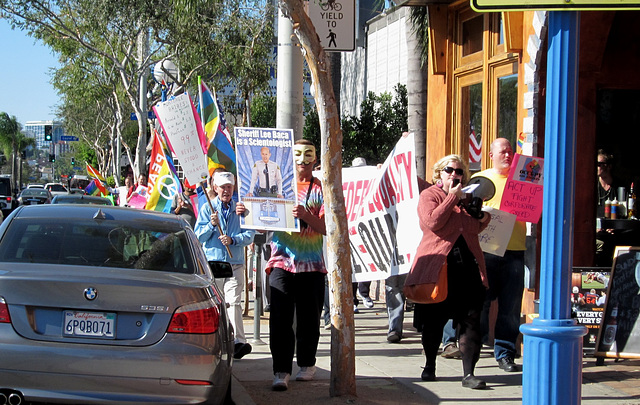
[[195, 171, 256, 359]]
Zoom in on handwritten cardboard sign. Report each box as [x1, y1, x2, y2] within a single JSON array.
[[478, 207, 517, 257], [153, 93, 208, 185], [500, 153, 544, 223]]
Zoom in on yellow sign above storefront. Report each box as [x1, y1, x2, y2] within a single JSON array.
[[471, 0, 640, 11]]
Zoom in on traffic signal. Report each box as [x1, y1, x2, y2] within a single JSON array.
[[49, 154, 55, 163], [44, 125, 53, 141], [71, 157, 76, 166]]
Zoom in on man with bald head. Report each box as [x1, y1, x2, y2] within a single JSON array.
[[248, 146, 283, 198], [471, 138, 526, 373]]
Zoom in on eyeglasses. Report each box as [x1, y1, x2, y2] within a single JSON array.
[[597, 162, 610, 167], [442, 166, 464, 176]]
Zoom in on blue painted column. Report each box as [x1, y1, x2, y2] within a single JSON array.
[[520, 11, 587, 405]]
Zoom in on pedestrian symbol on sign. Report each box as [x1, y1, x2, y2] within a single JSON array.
[[327, 30, 337, 47]]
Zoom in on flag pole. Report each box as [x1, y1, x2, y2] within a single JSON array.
[[200, 180, 233, 258]]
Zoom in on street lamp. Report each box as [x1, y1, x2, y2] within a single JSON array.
[[153, 59, 178, 102]]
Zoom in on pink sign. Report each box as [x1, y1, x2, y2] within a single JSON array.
[[500, 154, 544, 223]]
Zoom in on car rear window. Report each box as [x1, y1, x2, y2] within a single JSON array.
[[0, 219, 195, 273], [0, 179, 11, 196]]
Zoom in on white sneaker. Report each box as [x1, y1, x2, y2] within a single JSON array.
[[363, 296, 374, 308], [272, 372, 290, 391], [296, 365, 317, 381]]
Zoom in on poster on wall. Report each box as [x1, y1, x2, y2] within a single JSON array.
[[571, 267, 610, 350]]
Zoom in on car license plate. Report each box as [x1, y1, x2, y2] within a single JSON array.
[[64, 311, 116, 338]]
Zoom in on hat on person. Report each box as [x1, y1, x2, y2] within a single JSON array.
[[352, 157, 367, 167], [213, 172, 235, 187]]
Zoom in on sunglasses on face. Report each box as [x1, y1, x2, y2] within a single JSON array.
[[442, 166, 464, 176]]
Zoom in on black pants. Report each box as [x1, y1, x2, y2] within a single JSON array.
[[414, 238, 485, 377], [269, 268, 325, 374]]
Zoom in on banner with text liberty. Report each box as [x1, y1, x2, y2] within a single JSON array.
[[342, 134, 420, 282], [235, 127, 298, 232]]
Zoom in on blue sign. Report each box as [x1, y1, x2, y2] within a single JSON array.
[[61, 135, 79, 142], [130, 111, 156, 121]]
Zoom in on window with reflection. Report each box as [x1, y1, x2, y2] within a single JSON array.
[[498, 74, 518, 146], [462, 83, 484, 171], [462, 16, 483, 57]]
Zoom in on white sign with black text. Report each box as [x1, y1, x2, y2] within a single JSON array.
[[307, 0, 355, 52]]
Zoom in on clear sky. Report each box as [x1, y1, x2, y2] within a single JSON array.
[[0, 19, 61, 126]]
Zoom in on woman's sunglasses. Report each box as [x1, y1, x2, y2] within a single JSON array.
[[442, 166, 464, 176]]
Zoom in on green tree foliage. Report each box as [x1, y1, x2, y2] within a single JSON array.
[[250, 94, 277, 128], [303, 84, 408, 166], [1, 0, 274, 178], [0, 113, 35, 185]]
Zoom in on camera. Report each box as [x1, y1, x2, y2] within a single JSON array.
[[459, 194, 484, 219]]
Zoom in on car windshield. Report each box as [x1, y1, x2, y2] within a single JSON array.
[[0, 218, 194, 273], [22, 190, 49, 197]]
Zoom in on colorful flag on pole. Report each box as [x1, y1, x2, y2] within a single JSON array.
[[145, 129, 182, 213], [197, 78, 237, 176], [85, 163, 108, 196], [85, 179, 105, 196]]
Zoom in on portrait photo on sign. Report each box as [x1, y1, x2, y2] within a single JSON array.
[[234, 127, 298, 232]]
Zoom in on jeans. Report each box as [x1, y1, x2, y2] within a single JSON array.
[[481, 250, 525, 360], [385, 274, 407, 335], [269, 268, 325, 374], [442, 319, 456, 345], [215, 263, 246, 344]]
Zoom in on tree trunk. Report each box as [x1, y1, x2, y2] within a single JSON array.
[[279, 0, 356, 397], [406, 16, 427, 179]]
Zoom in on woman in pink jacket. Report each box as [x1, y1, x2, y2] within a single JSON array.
[[405, 154, 490, 389]]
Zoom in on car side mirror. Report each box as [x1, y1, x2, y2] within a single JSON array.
[[209, 260, 233, 278]]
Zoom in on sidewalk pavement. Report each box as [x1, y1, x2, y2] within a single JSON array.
[[231, 304, 640, 405]]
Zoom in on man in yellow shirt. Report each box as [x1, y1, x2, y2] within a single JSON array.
[[471, 138, 525, 373]]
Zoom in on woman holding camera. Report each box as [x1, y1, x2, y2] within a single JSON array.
[[406, 154, 491, 389]]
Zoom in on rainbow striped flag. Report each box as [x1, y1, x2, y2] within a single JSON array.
[[85, 163, 108, 196], [145, 130, 181, 213], [197, 78, 236, 177], [85, 179, 104, 196]]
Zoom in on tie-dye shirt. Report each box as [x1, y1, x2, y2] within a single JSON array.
[[266, 177, 326, 274]]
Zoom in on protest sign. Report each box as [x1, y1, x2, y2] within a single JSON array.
[[500, 153, 544, 222], [235, 127, 297, 231], [153, 93, 209, 185], [343, 133, 420, 282], [478, 207, 517, 256]]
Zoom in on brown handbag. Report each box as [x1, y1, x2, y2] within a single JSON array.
[[403, 263, 448, 304]]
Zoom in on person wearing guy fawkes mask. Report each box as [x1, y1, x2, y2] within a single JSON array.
[[266, 139, 327, 391]]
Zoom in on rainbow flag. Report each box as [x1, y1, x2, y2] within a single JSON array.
[[85, 163, 108, 196], [85, 179, 104, 196], [145, 130, 182, 213], [197, 78, 237, 176]]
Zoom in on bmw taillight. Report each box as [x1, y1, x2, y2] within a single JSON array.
[[0, 297, 11, 323], [167, 300, 219, 334]]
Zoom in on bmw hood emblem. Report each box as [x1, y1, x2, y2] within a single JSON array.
[[84, 287, 98, 300]]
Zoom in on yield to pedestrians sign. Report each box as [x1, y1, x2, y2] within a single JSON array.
[[307, 0, 355, 52]]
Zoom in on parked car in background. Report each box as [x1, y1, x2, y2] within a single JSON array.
[[17, 188, 52, 205], [51, 194, 113, 205], [44, 183, 68, 196], [26, 184, 44, 189], [0, 175, 17, 217], [0, 205, 235, 405], [68, 188, 86, 195]]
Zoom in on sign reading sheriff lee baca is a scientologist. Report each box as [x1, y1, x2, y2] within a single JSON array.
[[472, 0, 640, 11]]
